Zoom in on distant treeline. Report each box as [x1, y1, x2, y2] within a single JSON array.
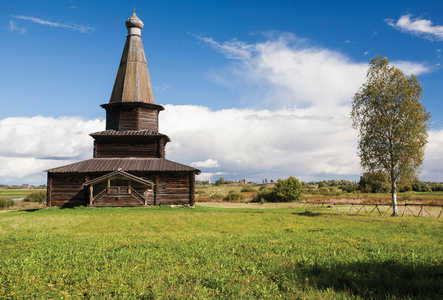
[[0, 184, 47, 189], [197, 174, 443, 194]]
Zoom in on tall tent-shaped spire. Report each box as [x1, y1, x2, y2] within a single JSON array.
[[102, 11, 164, 132], [109, 10, 155, 104]]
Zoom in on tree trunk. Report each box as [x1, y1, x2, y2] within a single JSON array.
[[391, 181, 398, 216]]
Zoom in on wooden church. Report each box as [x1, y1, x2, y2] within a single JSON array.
[[45, 11, 200, 207]]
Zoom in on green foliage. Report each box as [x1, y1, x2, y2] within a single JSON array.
[[273, 176, 303, 202], [210, 193, 224, 200], [397, 182, 412, 193], [251, 188, 274, 203], [24, 191, 47, 203], [240, 186, 255, 193], [412, 181, 432, 192], [252, 177, 303, 203], [0, 197, 14, 209], [358, 171, 391, 193], [214, 177, 226, 186], [431, 183, 443, 191], [0, 207, 441, 299], [223, 192, 246, 202]]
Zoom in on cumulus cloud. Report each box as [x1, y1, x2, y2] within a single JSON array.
[[160, 105, 361, 183], [386, 14, 443, 41], [0, 116, 104, 184], [11, 15, 94, 33], [391, 60, 435, 75], [191, 158, 220, 168]]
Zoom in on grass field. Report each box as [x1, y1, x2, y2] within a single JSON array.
[[0, 189, 45, 198], [0, 205, 441, 299]]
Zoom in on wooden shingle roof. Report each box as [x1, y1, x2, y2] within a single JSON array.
[[90, 130, 171, 142], [45, 158, 200, 174]]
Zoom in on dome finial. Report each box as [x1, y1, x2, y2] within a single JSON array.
[[125, 10, 144, 30]]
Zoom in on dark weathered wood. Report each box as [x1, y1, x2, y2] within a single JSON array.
[[94, 140, 163, 158], [46, 14, 199, 208]]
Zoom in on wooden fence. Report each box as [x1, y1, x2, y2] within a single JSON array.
[[299, 202, 443, 219]]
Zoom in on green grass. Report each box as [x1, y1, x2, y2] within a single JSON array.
[[0, 206, 441, 299], [0, 189, 45, 198]]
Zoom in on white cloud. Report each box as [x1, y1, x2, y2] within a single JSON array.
[[160, 105, 361, 183], [0, 116, 104, 184], [421, 129, 443, 182], [386, 14, 443, 41], [191, 158, 220, 168], [8, 20, 27, 34], [391, 60, 434, 75], [193, 34, 255, 60], [11, 15, 94, 33], [196, 172, 227, 182], [200, 33, 431, 110]]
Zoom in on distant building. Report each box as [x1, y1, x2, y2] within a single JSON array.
[[240, 179, 248, 185], [45, 11, 200, 207], [22, 184, 30, 189]]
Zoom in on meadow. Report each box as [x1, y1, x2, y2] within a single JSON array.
[[0, 189, 46, 198], [0, 205, 441, 299]]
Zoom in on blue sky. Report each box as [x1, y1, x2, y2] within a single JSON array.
[[1, 0, 443, 184]]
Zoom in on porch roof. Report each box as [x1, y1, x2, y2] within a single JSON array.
[[83, 170, 154, 186]]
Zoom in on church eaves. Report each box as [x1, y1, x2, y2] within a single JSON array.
[[109, 10, 156, 104]]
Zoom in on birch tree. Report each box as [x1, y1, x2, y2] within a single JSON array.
[[351, 55, 431, 216]]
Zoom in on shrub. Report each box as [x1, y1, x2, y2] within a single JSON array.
[[24, 191, 47, 203], [251, 188, 274, 203], [273, 176, 303, 202], [214, 177, 226, 186], [412, 181, 432, 192], [358, 171, 390, 193], [210, 193, 224, 200], [223, 192, 245, 202], [0, 197, 15, 210], [240, 186, 256, 193], [397, 183, 412, 192], [431, 183, 443, 191], [251, 176, 303, 203]]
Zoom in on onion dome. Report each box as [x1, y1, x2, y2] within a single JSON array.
[[125, 10, 144, 29]]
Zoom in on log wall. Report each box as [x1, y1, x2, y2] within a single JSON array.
[[94, 140, 163, 158], [47, 171, 195, 208], [105, 106, 159, 131], [47, 174, 87, 207]]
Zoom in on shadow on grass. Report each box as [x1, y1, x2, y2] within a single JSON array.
[[21, 209, 42, 213], [292, 210, 323, 217], [279, 259, 442, 299]]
